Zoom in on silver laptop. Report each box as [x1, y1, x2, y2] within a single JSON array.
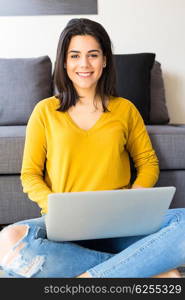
[[45, 186, 176, 242]]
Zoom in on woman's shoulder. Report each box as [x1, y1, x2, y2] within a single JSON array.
[[35, 96, 60, 110], [34, 96, 60, 113], [110, 96, 137, 112]]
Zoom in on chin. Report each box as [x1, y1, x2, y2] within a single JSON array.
[[75, 83, 97, 91]]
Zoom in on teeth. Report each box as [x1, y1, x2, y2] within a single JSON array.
[[77, 72, 92, 77]]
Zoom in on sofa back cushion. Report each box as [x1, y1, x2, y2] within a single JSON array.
[[0, 56, 52, 125], [150, 61, 169, 124], [114, 53, 169, 125], [114, 53, 156, 124]]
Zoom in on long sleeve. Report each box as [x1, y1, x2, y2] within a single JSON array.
[[20, 96, 160, 215], [20, 102, 52, 214], [126, 104, 159, 187]]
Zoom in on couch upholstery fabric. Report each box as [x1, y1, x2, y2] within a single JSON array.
[[0, 56, 52, 125]]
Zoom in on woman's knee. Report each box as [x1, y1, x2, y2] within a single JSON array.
[[1, 224, 28, 243], [0, 224, 29, 265], [164, 208, 185, 228], [0, 223, 46, 278], [170, 208, 185, 224]]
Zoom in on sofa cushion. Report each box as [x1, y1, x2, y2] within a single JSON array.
[[147, 125, 185, 170], [0, 56, 52, 125], [0, 175, 41, 224], [150, 61, 169, 124], [156, 170, 185, 208], [0, 126, 26, 173], [114, 53, 156, 124]]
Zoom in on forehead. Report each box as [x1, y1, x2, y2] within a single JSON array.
[[67, 35, 102, 51]]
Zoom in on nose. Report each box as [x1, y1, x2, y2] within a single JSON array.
[[79, 55, 90, 68]]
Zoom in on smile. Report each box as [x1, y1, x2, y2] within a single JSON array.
[[76, 72, 93, 78]]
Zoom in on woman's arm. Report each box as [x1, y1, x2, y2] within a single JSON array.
[[126, 104, 160, 188], [20, 102, 52, 214]]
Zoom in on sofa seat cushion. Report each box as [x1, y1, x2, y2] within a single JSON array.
[[0, 175, 41, 224], [156, 170, 185, 208], [0, 126, 26, 174], [147, 125, 185, 170]]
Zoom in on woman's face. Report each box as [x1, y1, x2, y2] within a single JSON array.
[[65, 35, 106, 95]]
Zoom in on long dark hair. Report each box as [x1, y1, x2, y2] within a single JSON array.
[[53, 18, 118, 112]]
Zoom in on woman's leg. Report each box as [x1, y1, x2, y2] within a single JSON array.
[[84, 208, 185, 278], [1, 208, 184, 278], [0, 216, 113, 278]]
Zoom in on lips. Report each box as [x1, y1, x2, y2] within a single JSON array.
[[76, 72, 93, 77]]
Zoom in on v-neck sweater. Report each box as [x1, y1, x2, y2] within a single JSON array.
[[20, 96, 159, 214]]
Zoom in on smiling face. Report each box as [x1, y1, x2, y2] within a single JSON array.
[[65, 35, 106, 96]]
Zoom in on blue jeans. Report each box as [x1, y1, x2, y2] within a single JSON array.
[[1, 208, 185, 278]]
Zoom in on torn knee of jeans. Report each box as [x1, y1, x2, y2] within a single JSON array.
[[5, 252, 45, 278], [1, 225, 45, 278]]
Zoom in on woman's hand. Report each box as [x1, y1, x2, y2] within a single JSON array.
[[131, 184, 145, 189]]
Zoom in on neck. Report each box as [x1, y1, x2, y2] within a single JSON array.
[[77, 90, 101, 107], [75, 86, 99, 106], [78, 96, 100, 107]]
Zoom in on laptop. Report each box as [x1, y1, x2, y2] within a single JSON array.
[[45, 186, 176, 242]]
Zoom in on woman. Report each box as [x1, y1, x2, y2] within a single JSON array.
[[0, 18, 184, 278]]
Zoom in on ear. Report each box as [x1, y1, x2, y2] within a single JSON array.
[[103, 56, 106, 68]]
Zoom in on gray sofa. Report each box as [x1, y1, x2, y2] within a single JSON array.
[[0, 55, 185, 225]]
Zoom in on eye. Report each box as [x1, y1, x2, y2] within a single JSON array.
[[89, 54, 98, 58], [71, 54, 79, 58]]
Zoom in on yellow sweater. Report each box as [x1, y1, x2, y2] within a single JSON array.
[[20, 96, 159, 214]]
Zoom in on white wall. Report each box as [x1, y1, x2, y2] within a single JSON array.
[[0, 0, 185, 123]]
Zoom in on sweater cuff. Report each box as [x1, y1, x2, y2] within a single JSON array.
[[132, 173, 159, 188]]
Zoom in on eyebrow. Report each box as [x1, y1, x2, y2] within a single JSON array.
[[68, 49, 101, 54]]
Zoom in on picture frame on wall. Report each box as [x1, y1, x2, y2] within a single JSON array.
[[0, 0, 97, 16]]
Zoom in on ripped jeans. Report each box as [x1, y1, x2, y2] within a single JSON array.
[[1, 208, 185, 278]]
